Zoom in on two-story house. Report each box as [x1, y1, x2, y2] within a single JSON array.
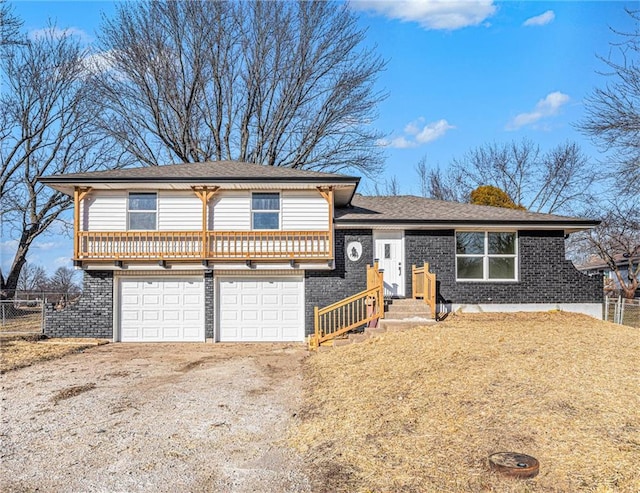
[[41, 161, 603, 343]]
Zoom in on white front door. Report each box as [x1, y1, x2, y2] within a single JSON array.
[[374, 231, 405, 297], [217, 277, 305, 342]]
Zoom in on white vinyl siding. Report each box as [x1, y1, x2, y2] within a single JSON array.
[[210, 191, 251, 231], [82, 191, 127, 231], [81, 189, 330, 233], [158, 191, 202, 231], [281, 191, 329, 230]]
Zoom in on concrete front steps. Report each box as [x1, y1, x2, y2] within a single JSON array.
[[319, 298, 435, 350]]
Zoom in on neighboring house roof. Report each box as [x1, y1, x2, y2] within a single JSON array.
[[334, 194, 599, 231], [576, 254, 640, 272]]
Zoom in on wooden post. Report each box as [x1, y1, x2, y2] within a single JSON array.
[[314, 306, 320, 341], [412, 265, 417, 299], [317, 187, 334, 260], [193, 187, 218, 259], [73, 188, 79, 260], [73, 187, 91, 260]]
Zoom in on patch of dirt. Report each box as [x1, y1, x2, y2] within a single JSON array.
[[1, 342, 313, 492], [51, 383, 97, 404], [177, 356, 214, 372]]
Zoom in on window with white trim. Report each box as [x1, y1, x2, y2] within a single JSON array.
[[128, 192, 157, 230], [251, 192, 280, 230], [456, 231, 517, 281]]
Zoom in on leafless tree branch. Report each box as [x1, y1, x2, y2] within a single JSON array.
[[94, 0, 387, 176]]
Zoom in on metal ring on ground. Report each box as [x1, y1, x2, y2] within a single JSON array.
[[488, 452, 539, 479]]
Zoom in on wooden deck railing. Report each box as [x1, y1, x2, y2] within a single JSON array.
[[207, 231, 330, 259], [310, 262, 384, 349], [412, 262, 436, 318], [76, 230, 331, 261]]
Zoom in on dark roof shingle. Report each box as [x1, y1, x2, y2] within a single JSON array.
[[40, 161, 359, 182], [335, 194, 598, 226]]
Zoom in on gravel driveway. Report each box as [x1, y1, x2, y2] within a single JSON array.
[[1, 343, 313, 492]]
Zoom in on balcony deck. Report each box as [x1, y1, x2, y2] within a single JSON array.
[[76, 230, 332, 262]]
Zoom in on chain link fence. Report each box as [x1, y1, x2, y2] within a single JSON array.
[[604, 296, 640, 328], [0, 293, 81, 333], [0, 299, 44, 333]]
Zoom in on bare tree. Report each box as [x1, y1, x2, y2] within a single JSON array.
[[95, 0, 386, 175], [47, 266, 81, 296], [580, 8, 640, 194], [415, 156, 430, 197], [17, 263, 48, 292], [575, 200, 640, 299], [1, 25, 119, 299], [424, 166, 466, 202], [425, 139, 596, 213], [0, 0, 22, 48]]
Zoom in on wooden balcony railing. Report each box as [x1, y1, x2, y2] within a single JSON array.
[[310, 262, 384, 349], [76, 230, 331, 261], [412, 262, 436, 318]]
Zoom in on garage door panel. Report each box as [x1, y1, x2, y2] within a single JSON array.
[[142, 311, 159, 321], [263, 310, 279, 321], [242, 294, 258, 305], [282, 294, 300, 305], [120, 277, 204, 342], [262, 294, 278, 305], [240, 326, 259, 339], [242, 310, 259, 321], [218, 277, 304, 342]]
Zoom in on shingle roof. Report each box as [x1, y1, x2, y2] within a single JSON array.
[[335, 194, 599, 226], [576, 253, 640, 271], [39, 161, 359, 183]]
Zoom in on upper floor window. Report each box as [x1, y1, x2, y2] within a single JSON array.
[[128, 192, 157, 230], [252, 192, 280, 230], [456, 231, 517, 281]]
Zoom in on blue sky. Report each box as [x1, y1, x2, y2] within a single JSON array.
[[3, 0, 637, 276]]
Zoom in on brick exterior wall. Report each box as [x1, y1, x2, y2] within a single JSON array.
[[205, 271, 214, 339], [44, 271, 114, 339], [405, 229, 603, 305], [45, 229, 601, 340], [304, 229, 373, 336]]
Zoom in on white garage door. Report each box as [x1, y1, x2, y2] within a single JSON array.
[[218, 277, 304, 342], [119, 277, 205, 342]]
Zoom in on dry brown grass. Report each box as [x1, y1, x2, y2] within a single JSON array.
[[0, 337, 109, 373], [0, 311, 41, 332], [293, 312, 640, 492]]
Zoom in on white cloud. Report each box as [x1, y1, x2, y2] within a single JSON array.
[[523, 10, 555, 27], [506, 91, 570, 130], [379, 117, 455, 148], [54, 256, 72, 267], [33, 241, 62, 250], [0, 239, 18, 250], [350, 0, 497, 30], [83, 50, 116, 75], [29, 26, 93, 44]]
